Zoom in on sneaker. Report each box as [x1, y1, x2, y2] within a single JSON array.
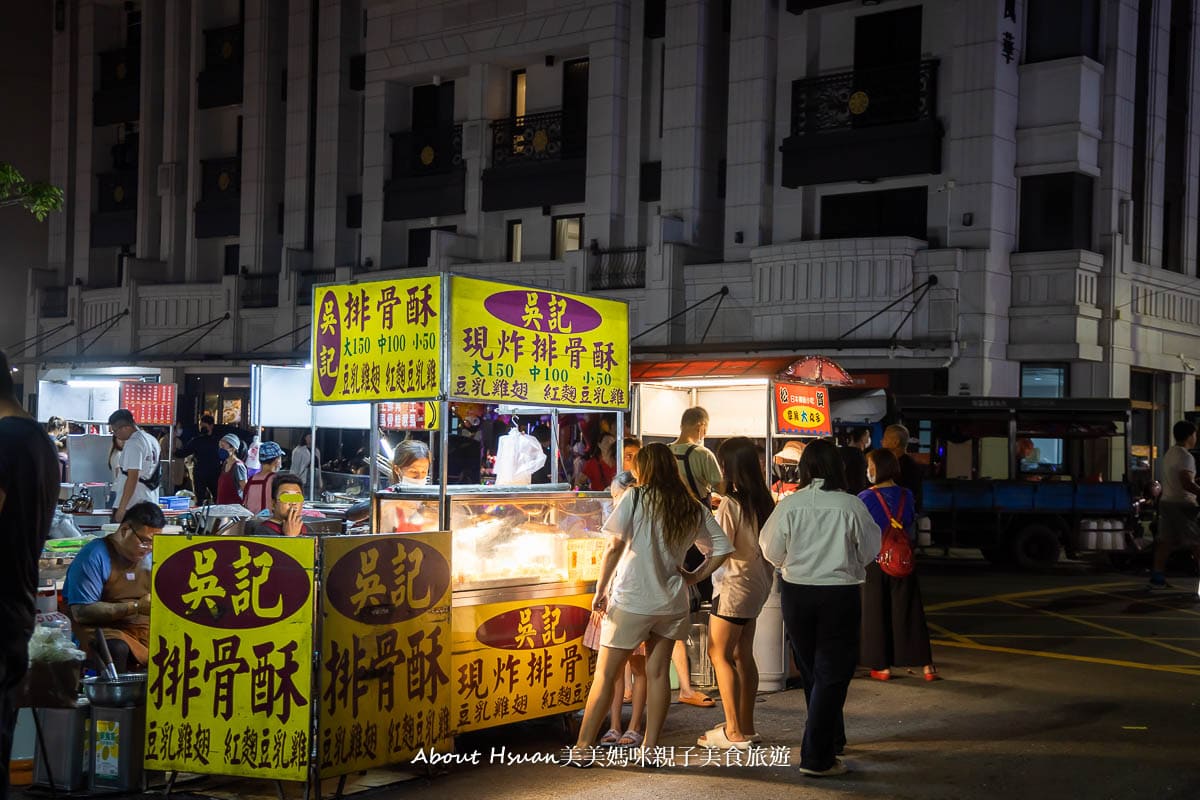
[[1148, 580, 1175, 591], [799, 757, 848, 777]]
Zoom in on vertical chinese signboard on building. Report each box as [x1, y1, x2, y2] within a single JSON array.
[[774, 383, 832, 438], [146, 537, 316, 781], [318, 533, 453, 777], [120, 382, 177, 426], [451, 595, 596, 733], [448, 276, 630, 410], [311, 277, 443, 404]]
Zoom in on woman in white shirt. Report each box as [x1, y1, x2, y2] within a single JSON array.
[[760, 439, 881, 777], [697, 437, 775, 750], [573, 443, 734, 759]]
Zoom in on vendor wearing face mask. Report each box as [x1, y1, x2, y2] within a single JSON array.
[[216, 433, 247, 505], [382, 441, 434, 533], [243, 473, 310, 537], [390, 440, 431, 487], [64, 502, 166, 672]]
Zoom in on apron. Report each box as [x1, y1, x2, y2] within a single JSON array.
[[216, 461, 242, 505], [75, 538, 152, 667], [244, 471, 275, 515]]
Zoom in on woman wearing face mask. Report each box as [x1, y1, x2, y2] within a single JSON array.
[[858, 448, 938, 682], [382, 440, 434, 533], [216, 433, 248, 505], [391, 440, 431, 487]]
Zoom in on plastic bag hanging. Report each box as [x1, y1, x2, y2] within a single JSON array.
[[494, 429, 547, 485]]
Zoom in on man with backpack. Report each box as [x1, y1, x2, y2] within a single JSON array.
[[669, 407, 725, 708], [108, 409, 162, 523]]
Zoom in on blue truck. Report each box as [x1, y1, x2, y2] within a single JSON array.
[[897, 396, 1143, 570]]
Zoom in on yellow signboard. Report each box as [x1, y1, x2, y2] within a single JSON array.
[[317, 533, 453, 777], [451, 594, 596, 733], [448, 276, 630, 410], [311, 277, 443, 404], [145, 536, 316, 781]]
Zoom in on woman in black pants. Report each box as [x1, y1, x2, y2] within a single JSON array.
[[760, 439, 881, 777]]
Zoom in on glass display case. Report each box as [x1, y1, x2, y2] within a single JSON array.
[[374, 487, 612, 598]]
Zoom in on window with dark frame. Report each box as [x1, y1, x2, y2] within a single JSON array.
[[551, 215, 583, 260], [1025, 0, 1101, 63], [1020, 364, 1069, 474], [506, 220, 523, 263], [1018, 173, 1094, 252], [510, 70, 527, 119]]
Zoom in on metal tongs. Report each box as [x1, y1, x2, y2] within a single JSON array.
[[93, 628, 120, 680]]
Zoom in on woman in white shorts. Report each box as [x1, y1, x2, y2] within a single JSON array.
[[574, 443, 734, 757]]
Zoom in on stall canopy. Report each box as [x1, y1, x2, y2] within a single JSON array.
[[632, 357, 795, 382], [831, 389, 887, 424]]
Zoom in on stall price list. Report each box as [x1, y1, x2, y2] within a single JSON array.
[[120, 382, 176, 426]]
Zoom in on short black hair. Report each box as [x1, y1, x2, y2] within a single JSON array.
[[866, 448, 900, 484], [272, 472, 305, 500], [0, 351, 13, 399], [852, 427, 871, 444], [799, 439, 848, 492], [124, 501, 166, 530], [1174, 420, 1197, 444], [108, 409, 136, 427], [200, 414, 215, 425]]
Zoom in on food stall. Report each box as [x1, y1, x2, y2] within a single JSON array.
[[321, 273, 628, 735], [632, 355, 852, 692], [138, 272, 628, 797]]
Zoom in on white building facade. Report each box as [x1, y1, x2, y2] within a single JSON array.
[[21, 0, 1200, 465]]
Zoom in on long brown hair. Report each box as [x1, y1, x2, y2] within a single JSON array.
[[635, 442, 705, 549], [717, 437, 775, 531]]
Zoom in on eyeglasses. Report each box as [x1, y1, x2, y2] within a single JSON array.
[[127, 528, 156, 547], [277, 492, 304, 504]]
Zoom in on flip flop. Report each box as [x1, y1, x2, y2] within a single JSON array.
[[678, 693, 715, 708], [699, 722, 763, 745], [618, 729, 644, 747], [600, 728, 622, 746]]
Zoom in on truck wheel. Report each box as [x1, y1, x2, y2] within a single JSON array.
[[1011, 523, 1062, 571]]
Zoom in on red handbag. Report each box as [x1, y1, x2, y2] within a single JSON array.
[[871, 488, 914, 578]]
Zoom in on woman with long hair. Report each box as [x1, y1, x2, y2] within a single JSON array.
[[760, 439, 881, 777], [696, 437, 775, 749], [858, 448, 938, 681], [573, 443, 733, 760]]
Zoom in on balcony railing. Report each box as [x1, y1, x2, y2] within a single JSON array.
[[295, 269, 335, 306], [790, 59, 939, 137], [391, 125, 463, 177], [490, 109, 586, 168], [240, 273, 278, 309], [40, 287, 69, 319], [589, 247, 647, 291]]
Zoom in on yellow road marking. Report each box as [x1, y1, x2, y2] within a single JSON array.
[[926, 622, 975, 644], [930, 639, 1200, 677], [929, 611, 1198, 621], [1001, 599, 1200, 661], [1122, 726, 1149, 731], [925, 582, 1138, 612], [964, 634, 1200, 641], [1081, 587, 1200, 618]]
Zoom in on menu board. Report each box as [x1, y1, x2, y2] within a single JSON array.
[[774, 383, 832, 437], [120, 382, 177, 426], [447, 276, 630, 410]]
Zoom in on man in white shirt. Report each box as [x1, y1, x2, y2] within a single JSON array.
[[291, 433, 323, 495], [1150, 420, 1200, 589], [108, 409, 161, 523]]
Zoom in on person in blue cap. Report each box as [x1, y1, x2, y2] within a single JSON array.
[[243, 441, 283, 514]]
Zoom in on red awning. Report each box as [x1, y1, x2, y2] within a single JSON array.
[[632, 357, 798, 382]]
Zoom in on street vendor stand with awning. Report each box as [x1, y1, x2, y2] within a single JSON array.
[[631, 355, 852, 693], [144, 273, 630, 798]]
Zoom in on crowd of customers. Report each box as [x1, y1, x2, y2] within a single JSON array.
[[576, 411, 938, 776]]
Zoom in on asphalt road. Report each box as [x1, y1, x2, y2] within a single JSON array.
[[24, 554, 1200, 800]]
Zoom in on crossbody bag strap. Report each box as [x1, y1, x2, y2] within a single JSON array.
[[677, 445, 704, 501]]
